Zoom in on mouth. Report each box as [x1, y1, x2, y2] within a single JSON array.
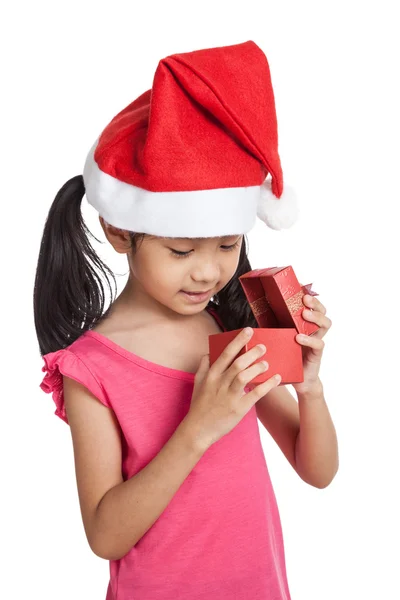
[[180, 288, 213, 302], [182, 289, 212, 295]]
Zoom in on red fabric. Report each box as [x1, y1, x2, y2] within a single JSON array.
[[94, 41, 284, 197], [40, 306, 291, 599]]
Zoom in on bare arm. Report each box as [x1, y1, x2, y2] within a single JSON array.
[[295, 380, 339, 488], [255, 380, 338, 488], [94, 418, 205, 560], [63, 376, 207, 561]]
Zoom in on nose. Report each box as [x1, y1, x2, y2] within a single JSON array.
[[190, 256, 220, 287]]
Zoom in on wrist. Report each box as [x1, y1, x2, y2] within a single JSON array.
[[295, 378, 324, 400], [178, 416, 211, 456]]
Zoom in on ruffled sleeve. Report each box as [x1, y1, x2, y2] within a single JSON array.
[[40, 348, 110, 425]]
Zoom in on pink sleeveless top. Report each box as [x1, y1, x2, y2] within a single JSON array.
[[40, 306, 292, 600]]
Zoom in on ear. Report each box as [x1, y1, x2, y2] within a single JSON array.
[[98, 216, 131, 254]]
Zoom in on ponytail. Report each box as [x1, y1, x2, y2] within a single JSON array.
[[34, 176, 257, 355], [33, 175, 117, 356]]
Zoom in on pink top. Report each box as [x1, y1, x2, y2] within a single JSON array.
[[40, 306, 292, 600]]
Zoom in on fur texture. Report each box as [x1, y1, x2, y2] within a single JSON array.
[[257, 178, 299, 230]]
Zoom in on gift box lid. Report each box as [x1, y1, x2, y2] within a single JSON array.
[[239, 265, 319, 334]]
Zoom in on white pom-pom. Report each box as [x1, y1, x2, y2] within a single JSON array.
[[257, 178, 299, 230]]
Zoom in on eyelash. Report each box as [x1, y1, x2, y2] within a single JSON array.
[[169, 239, 241, 259]]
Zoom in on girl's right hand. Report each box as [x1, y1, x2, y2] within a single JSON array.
[[184, 328, 281, 450]]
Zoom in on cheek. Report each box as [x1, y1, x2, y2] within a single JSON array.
[[225, 251, 241, 276], [216, 254, 241, 288], [136, 255, 182, 291]]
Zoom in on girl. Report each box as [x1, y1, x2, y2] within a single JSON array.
[[35, 41, 338, 600]]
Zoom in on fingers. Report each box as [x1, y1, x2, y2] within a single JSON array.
[[224, 342, 267, 388], [303, 294, 327, 316], [229, 359, 269, 394], [197, 354, 210, 370], [302, 295, 332, 336], [302, 308, 330, 328], [296, 331, 326, 349], [243, 374, 282, 405], [194, 354, 210, 384], [210, 327, 255, 376], [302, 304, 332, 332]]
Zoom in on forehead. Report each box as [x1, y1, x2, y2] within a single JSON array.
[[160, 235, 239, 241]]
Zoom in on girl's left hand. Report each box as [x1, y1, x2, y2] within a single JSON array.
[[292, 294, 332, 395]]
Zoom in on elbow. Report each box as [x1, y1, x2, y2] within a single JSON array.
[[87, 495, 141, 560], [89, 538, 122, 561], [296, 452, 339, 489], [87, 501, 132, 561], [309, 463, 339, 489], [312, 479, 331, 490], [88, 532, 120, 561], [87, 532, 112, 561], [84, 518, 114, 560], [88, 530, 137, 561]]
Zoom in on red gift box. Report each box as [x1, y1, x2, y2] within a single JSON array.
[[208, 266, 319, 385]]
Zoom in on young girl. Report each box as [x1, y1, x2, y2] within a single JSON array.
[[35, 41, 338, 600]]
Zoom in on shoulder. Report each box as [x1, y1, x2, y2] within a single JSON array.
[[39, 336, 110, 425]]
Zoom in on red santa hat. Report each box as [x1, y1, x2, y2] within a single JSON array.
[[83, 40, 298, 237]]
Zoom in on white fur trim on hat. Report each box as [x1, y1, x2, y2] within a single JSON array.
[[83, 139, 260, 237], [257, 177, 299, 230]]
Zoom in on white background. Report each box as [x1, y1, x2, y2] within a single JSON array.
[[1, 1, 399, 598]]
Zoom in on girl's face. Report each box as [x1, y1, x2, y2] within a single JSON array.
[[130, 233, 243, 314]]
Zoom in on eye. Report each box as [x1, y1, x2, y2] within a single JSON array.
[[169, 239, 241, 259]]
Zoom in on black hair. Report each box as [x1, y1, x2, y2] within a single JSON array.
[[34, 175, 259, 357]]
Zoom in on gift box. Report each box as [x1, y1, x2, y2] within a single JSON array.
[[208, 266, 319, 385]]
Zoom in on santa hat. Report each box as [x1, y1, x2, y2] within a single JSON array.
[[83, 40, 298, 237]]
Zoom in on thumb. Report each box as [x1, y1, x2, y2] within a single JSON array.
[[195, 354, 210, 382]]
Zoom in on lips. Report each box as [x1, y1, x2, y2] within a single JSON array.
[[182, 289, 212, 294]]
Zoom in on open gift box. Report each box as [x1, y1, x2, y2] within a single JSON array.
[[208, 266, 320, 385]]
